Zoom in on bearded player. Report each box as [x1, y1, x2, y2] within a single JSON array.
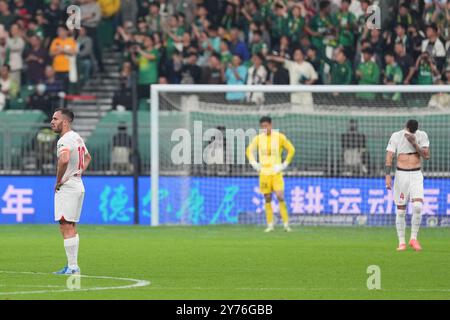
[[51, 108, 91, 274], [385, 119, 430, 252], [246, 116, 295, 232]]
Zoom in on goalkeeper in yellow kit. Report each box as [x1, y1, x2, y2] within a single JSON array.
[[246, 116, 296, 232]]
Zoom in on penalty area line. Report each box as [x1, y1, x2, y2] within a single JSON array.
[[0, 270, 150, 295]]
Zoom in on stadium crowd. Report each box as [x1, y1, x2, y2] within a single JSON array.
[[0, 0, 449, 112]]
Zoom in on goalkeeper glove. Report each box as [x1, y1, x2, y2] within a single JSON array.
[[273, 161, 288, 173], [250, 161, 261, 172]]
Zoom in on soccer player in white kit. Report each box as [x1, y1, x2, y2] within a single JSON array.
[[50, 109, 92, 274], [385, 119, 430, 252]]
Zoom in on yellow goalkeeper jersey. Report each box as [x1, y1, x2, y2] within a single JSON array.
[[246, 131, 295, 175]]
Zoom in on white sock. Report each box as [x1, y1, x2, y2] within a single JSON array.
[[283, 222, 289, 228], [411, 202, 423, 241], [64, 234, 79, 269], [396, 208, 406, 245]]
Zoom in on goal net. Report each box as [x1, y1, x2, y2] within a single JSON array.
[[150, 85, 450, 227]]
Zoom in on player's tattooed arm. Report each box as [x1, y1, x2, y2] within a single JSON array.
[[385, 151, 394, 190], [385, 165, 391, 175]]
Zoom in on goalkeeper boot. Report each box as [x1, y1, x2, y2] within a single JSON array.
[[53, 266, 81, 275], [409, 239, 422, 252], [396, 243, 407, 251], [284, 225, 292, 232], [264, 225, 274, 233]]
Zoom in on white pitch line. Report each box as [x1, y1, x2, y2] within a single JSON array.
[[148, 286, 450, 293], [0, 270, 150, 295]]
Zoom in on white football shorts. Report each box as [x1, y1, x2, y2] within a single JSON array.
[[393, 168, 424, 206], [54, 178, 85, 223]]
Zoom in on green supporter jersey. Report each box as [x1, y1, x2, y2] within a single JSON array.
[[333, 11, 356, 47], [221, 51, 233, 65], [417, 63, 433, 85], [272, 14, 290, 39], [260, 1, 273, 21], [384, 63, 403, 101], [385, 63, 403, 84], [332, 61, 353, 85], [250, 41, 267, 55], [166, 27, 184, 57], [309, 14, 335, 49], [356, 61, 380, 99], [288, 15, 305, 42], [138, 49, 160, 85]]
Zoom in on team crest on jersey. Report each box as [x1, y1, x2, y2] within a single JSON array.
[[400, 193, 404, 200]]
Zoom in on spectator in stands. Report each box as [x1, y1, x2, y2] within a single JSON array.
[[394, 42, 415, 84], [396, 3, 415, 28], [26, 16, 46, 40], [287, 3, 306, 44], [43, 65, 65, 97], [77, 26, 94, 85], [44, 0, 64, 41], [308, 0, 335, 58], [145, 1, 162, 34], [368, 28, 385, 59], [272, 35, 292, 60], [180, 52, 202, 84], [266, 60, 289, 85], [49, 26, 77, 91], [246, 53, 267, 104], [229, 27, 250, 62], [201, 53, 224, 84], [27, 83, 56, 121], [414, 52, 441, 85], [7, 23, 25, 90], [0, 0, 16, 30], [0, 64, 18, 101], [13, 0, 32, 27], [407, 24, 425, 61], [355, 47, 380, 99], [393, 23, 411, 53], [271, 1, 289, 46], [131, 35, 160, 99], [24, 35, 48, 85], [267, 48, 318, 107], [306, 46, 322, 83], [324, 47, 353, 85], [334, 0, 357, 62], [164, 14, 184, 58], [354, 39, 382, 69], [219, 39, 232, 65], [115, 21, 134, 52], [120, 0, 138, 27], [383, 51, 403, 102], [422, 23, 446, 72], [81, 0, 104, 72], [249, 29, 268, 57], [224, 54, 247, 102]]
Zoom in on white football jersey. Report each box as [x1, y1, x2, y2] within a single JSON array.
[[56, 130, 89, 183], [386, 129, 429, 155]]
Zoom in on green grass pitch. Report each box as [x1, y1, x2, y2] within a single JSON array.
[[0, 225, 449, 300]]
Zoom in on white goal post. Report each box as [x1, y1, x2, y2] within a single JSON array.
[[150, 84, 450, 226]]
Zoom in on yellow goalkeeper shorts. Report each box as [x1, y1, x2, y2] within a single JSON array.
[[259, 173, 284, 194]]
